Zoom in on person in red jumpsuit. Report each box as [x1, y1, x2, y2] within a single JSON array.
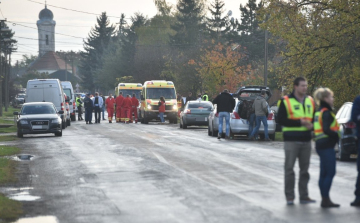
[[131, 93, 139, 123], [105, 94, 115, 123], [115, 92, 124, 123], [121, 95, 132, 124]]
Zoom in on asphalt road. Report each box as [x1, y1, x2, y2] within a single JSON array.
[[5, 118, 360, 223]]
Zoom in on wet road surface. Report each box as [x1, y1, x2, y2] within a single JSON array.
[[6, 120, 360, 223]]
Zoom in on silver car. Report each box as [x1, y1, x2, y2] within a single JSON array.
[[208, 104, 227, 137], [180, 101, 213, 129]]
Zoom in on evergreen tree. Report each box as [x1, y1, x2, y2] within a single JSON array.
[[79, 12, 115, 91], [206, 0, 230, 41]]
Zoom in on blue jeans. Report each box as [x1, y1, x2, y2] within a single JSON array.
[[85, 108, 92, 122], [316, 148, 336, 198], [250, 116, 268, 139], [356, 142, 360, 198], [159, 112, 165, 123], [248, 113, 256, 136], [218, 112, 230, 137]]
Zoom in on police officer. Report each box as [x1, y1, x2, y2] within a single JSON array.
[[76, 95, 83, 121], [277, 77, 316, 205], [84, 94, 94, 124], [313, 88, 340, 208], [202, 93, 209, 101]]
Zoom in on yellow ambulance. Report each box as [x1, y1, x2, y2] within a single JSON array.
[[140, 80, 178, 124], [115, 83, 142, 98]]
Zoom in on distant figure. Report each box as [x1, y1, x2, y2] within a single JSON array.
[[100, 93, 106, 120], [131, 93, 139, 123], [76, 94, 83, 121], [249, 90, 270, 141], [212, 89, 235, 140], [159, 96, 166, 123], [84, 94, 94, 124], [115, 92, 124, 123], [197, 94, 202, 101], [177, 93, 183, 117], [350, 93, 360, 207], [186, 92, 194, 105], [92, 92, 104, 124], [202, 93, 209, 101], [105, 94, 115, 123]]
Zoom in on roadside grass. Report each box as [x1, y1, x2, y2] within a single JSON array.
[[275, 132, 283, 141], [0, 126, 17, 134], [0, 158, 17, 184], [0, 135, 18, 142], [0, 146, 20, 157], [0, 194, 23, 220], [0, 107, 19, 134], [2, 107, 20, 118]]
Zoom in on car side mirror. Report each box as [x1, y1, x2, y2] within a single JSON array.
[[58, 110, 64, 114], [141, 95, 145, 100], [13, 112, 19, 115]]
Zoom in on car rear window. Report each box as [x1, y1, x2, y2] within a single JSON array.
[[240, 91, 270, 100], [188, 103, 213, 109]]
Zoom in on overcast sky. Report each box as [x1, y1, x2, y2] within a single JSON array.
[[1, 0, 248, 62]]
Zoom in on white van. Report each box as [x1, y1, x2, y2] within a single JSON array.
[[61, 81, 76, 122], [25, 79, 68, 129]]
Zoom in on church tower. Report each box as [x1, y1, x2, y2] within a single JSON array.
[[37, 4, 56, 56]]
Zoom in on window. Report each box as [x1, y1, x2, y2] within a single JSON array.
[[188, 102, 213, 109], [46, 35, 49, 45], [146, 88, 176, 99]]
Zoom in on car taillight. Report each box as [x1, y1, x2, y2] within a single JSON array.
[[231, 112, 240, 119], [186, 109, 191, 114], [61, 102, 64, 111], [345, 122, 356, 129], [73, 101, 76, 109], [267, 113, 274, 120], [66, 102, 69, 111]]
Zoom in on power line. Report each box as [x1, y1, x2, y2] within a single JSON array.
[[8, 20, 91, 27], [10, 21, 85, 39], [27, 0, 124, 19], [0, 7, 5, 19], [14, 36, 83, 45]]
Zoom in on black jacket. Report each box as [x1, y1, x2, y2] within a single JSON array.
[[315, 101, 339, 149], [277, 92, 314, 141], [212, 92, 235, 113], [83, 97, 93, 109]]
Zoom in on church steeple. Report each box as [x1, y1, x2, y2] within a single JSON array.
[[37, 4, 56, 56]]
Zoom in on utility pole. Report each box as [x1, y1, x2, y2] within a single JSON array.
[[65, 53, 67, 81], [264, 30, 268, 87], [4, 49, 7, 111]]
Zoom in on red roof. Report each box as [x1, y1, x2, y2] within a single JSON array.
[[28, 51, 72, 71]]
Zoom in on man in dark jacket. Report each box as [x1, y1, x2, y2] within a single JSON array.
[[212, 89, 236, 140], [350, 95, 360, 207], [84, 94, 94, 124]]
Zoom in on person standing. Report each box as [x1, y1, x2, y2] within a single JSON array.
[[197, 94, 202, 101], [248, 102, 256, 139], [84, 94, 94, 124], [76, 95, 83, 121], [212, 89, 235, 140], [177, 93, 183, 117], [202, 93, 209, 101], [249, 90, 270, 141], [105, 94, 115, 123], [277, 77, 315, 205], [121, 95, 132, 124], [115, 92, 124, 123], [131, 93, 139, 123], [100, 93, 106, 121], [313, 88, 340, 208], [350, 94, 360, 207], [159, 96, 166, 123], [186, 92, 194, 105], [92, 92, 104, 124]]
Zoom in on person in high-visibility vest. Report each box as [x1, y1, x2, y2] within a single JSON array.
[[313, 87, 340, 208], [277, 77, 315, 205], [76, 95, 83, 121], [350, 94, 360, 207], [105, 94, 115, 123], [202, 93, 209, 101]]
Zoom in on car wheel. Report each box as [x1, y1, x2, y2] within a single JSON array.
[[71, 114, 76, 121], [67, 119, 71, 126], [180, 119, 183, 128], [269, 133, 275, 141], [17, 130, 23, 138], [212, 123, 218, 137], [182, 119, 187, 129], [62, 121, 66, 129], [208, 123, 212, 136], [55, 129, 62, 137], [172, 118, 178, 124], [337, 139, 349, 161]]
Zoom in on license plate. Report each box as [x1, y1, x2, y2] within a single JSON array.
[[196, 117, 205, 121], [158, 115, 167, 117], [350, 154, 358, 159], [32, 125, 43, 130]]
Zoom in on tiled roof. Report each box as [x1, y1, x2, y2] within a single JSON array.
[[28, 51, 72, 71]]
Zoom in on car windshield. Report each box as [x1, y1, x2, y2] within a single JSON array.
[[119, 90, 141, 99], [146, 88, 176, 99], [21, 105, 57, 115], [188, 102, 213, 109], [17, 94, 25, 98], [63, 89, 72, 100]]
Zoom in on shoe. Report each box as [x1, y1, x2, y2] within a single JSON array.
[[217, 133, 221, 139], [265, 138, 272, 141], [321, 198, 340, 208], [89, 122, 93, 124], [350, 198, 360, 207], [287, 200, 294, 205], [300, 197, 316, 204]]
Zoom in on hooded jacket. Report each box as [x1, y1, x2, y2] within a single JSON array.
[[252, 96, 268, 116]]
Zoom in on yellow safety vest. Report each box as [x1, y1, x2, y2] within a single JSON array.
[[282, 95, 315, 132], [314, 107, 340, 140]]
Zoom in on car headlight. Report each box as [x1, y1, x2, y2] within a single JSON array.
[[173, 105, 178, 110], [147, 104, 152, 110], [19, 120, 28, 125], [52, 119, 60, 124]]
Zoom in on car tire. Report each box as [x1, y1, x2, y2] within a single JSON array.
[[71, 114, 76, 121], [62, 120, 66, 129], [182, 119, 187, 129], [67, 119, 71, 126], [337, 139, 350, 161], [17, 130, 23, 138], [180, 119, 183, 128], [212, 123, 218, 137], [208, 124, 212, 136], [269, 133, 275, 141], [172, 118, 178, 124], [55, 130, 62, 137]]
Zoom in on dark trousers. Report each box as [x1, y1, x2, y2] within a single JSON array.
[[316, 148, 336, 198], [77, 106, 83, 120], [94, 106, 101, 123], [356, 143, 360, 198], [85, 108, 92, 123]]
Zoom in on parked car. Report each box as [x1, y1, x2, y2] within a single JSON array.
[[180, 101, 213, 129], [335, 102, 358, 161], [14, 102, 64, 137], [25, 79, 68, 129], [208, 104, 226, 137], [13, 93, 26, 108], [269, 101, 282, 132], [61, 81, 76, 121]]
